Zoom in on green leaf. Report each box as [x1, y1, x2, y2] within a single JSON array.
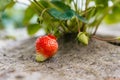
[[51, 1, 70, 11], [59, 10, 75, 20], [76, 14, 88, 23], [95, 0, 108, 8], [23, 5, 36, 25], [104, 6, 120, 24], [39, 1, 71, 11], [66, 0, 72, 4], [27, 24, 41, 36], [48, 8, 61, 19], [39, 0, 51, 8], [0, 0, 14, 11], [48, 8, 87, 23], [48, 8, 74, 20], [5, 1, 15, 9]]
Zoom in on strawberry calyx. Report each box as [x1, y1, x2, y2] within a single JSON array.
[[47, 34, 57, 40], [36, 53, 47, 62]]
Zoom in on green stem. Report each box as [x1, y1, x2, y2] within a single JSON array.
[[81, 0, 89, 32], [93, 6, 113, 35], [92, 16, 105, 35], [92, 36, 118, 41], [28, 0, 43, 14], [92, 0, 120, 36], [85, 0, 89, 17], [73, 0, 78, 13], [81, 0, 83, 11], [40, 8, 48, 17], [81, 7, 95, 16], [33, 0, 44, 9], [76, 17, 80, 32], [61, 21, 69, 32]]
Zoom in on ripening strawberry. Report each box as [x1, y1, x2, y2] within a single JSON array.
[[35, 34, 58, 62]]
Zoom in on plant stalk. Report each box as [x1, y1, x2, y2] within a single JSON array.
[[93, 6, 115, 35], [92, 36, 119, 41], [81, 0, 89, 32]]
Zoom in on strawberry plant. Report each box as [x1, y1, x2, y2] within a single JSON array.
[[25, 0, 120, 44], [1, 0, 120, 44]]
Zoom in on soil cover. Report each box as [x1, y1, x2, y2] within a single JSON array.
[[0, 36, 120, 80]]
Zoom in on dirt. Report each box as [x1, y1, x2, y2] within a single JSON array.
[[0, 36, 120, 80]]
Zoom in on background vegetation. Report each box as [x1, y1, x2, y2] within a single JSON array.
[[0, 0, 120, 44]]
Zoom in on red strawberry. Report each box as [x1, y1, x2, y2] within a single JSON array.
[[35, 34, 58, 62]]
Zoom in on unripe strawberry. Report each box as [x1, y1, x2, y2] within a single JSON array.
[[35, 34, 58, 62], [77, 32, 89, 45]]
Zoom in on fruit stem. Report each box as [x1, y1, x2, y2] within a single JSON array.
[[92, 36, 118, 41], [92, 6, 114, 35], [76, 17, 80, 32], [33, 0, 44, 9]]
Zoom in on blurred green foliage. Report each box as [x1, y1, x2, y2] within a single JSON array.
[[104, 4, 120, 24], [0, 0, 120, 44], [0, 0, 15, 29], [0, 0, 14, 11]]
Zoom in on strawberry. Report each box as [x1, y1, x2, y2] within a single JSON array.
[[35, 34, 58, 62]]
